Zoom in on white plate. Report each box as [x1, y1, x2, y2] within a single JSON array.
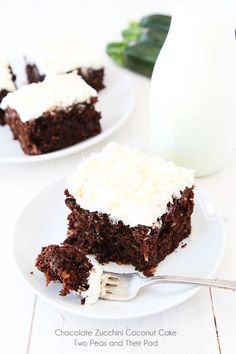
[[0, 64, 134, 164], [12, 178, 225, 319]]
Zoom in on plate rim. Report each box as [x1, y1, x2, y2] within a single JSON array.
[[0, 67, 134, 164], [12, 177, 225, 319]]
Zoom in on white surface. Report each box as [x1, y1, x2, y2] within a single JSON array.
[[13, 178, 224, 319], [0, 65, 134, 163], [150, 0, 236, 176], [0, 0, 236, 353], [1, 73, 97, 122], [67, 142, 194, 226]]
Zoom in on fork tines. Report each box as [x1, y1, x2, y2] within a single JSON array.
[[101, 273, 120, 295]]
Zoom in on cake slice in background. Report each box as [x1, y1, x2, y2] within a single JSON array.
[[25, 34, 105, 91], [65, 142, 195, 276], [0, 58, 16, 125], [35, 244, 103, 304], [1, 73, 101, 155]]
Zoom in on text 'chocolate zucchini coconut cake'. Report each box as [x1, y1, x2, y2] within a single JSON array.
[[36, 142, 195, 304]]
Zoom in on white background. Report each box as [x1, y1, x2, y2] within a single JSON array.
[[0, 0, 236, 353]]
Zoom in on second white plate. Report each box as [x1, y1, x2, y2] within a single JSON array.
[[12, 178, 225, 319], [0, 64, 134, 164]]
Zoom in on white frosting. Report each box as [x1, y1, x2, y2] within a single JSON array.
[[0, 58, 15, 92], [80, 259, 103, 304], [26, 34, 104, 75], [1, 73, 97, 122], [67, 142, 195, 227]]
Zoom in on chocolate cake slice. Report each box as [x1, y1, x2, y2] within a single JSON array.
[[26, 65, 104, 92], [25, 35, 105, 91], [1, 73, 101, 155], [35, 244, 103, 304], [64, 142, 195, 276], [0, 59, 16, 125]]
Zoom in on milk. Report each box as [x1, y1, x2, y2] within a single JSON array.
[[150, 0, 236, 177]]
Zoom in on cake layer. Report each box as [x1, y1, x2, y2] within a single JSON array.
[[64, 187, 194, 275], [75, 67, 104, 92], [4, 100, 101, 155], [67, 142, 195, 227], [1, 73, 97, 122], [26, 64, 105, 92], [65, 143, 195, 275], [35, 244, 103, 304]]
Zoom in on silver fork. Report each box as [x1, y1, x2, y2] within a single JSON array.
[[99, 271, 236, 301]]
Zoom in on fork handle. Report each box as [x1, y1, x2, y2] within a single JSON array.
[[140, 275, 236, 291]]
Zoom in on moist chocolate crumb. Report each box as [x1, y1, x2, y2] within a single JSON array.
[[4, 99, 101, 155], [35, 244, 93, 296], [63, 187, 194, 276]]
